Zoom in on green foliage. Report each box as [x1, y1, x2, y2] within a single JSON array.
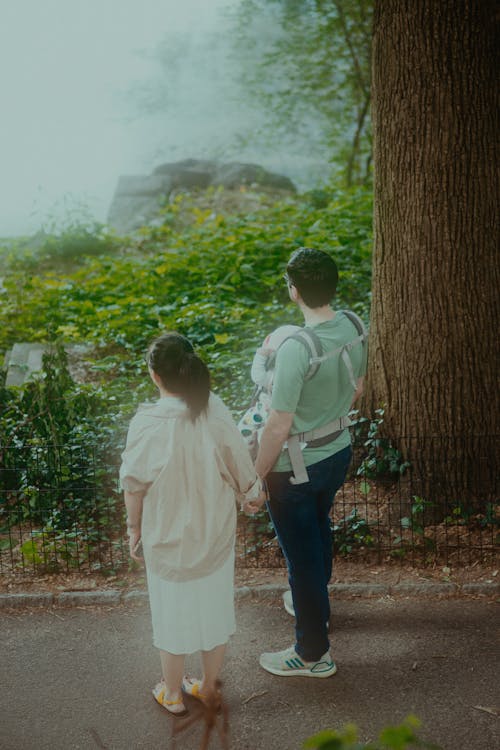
[[0, 185, 372, 569], [231, 0, 373, 185], [38, 223, 119, 262], [332, 508, 374, 555], [0, 186, 372, 410], [354, 409, 410, 479], [19, 524, 101, 571], [0, 342, 123, 458], [400, 497, 435, 537], [304, 715, 442, 749], [1, 221, 119, 274], [444, 502, 500, 530], [0, 343, 126, 570], [391, 496, 437, 554]]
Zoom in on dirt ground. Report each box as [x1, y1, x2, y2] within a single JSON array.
[[0, 558, 497, 596]]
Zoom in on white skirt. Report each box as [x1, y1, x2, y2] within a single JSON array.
[[146, 547, 236, 655]]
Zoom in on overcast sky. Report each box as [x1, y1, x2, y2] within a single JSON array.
[[0, 0, 241, 236]]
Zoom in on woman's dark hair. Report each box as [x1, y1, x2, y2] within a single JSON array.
[[287, 247, 338, 308], [146, 332, 210, 421]]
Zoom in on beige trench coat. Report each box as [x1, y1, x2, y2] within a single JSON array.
[[120, 393, 260, 582]]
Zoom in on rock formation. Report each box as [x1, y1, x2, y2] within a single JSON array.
[[107, 159, 296, 234], [4, 343, 92, 387]]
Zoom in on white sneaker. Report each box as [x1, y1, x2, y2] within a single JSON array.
[[283, 589, 295, 617], [259, 645, 337, 678]]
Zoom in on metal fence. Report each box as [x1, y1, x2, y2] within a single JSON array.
[[0, 437, 498, 576]]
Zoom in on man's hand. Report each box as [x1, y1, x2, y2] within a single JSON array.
[[243, 489, 268, 515]]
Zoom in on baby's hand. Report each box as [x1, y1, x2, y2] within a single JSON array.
[[256, 347, 274, 358]]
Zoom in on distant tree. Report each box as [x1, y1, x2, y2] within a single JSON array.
[[231, 0, 373, 185], [365, 0, 499, 507]]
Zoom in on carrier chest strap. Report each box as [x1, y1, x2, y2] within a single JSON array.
[[287, 415, 352, 485]]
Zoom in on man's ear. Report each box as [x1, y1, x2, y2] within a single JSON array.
[[149, 367, 162, 388], [289, 284, 300, 303]]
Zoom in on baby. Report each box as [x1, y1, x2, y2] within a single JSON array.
[[238, 324, 301, 457]]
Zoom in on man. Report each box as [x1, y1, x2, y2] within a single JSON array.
[[244, 247, 367, 678]]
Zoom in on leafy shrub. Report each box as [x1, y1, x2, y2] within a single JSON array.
[[0, 343, 127, 570], [332, 508, 374, 556], [37, 222, 119, 262], [304, 715, 442, 749], [0, 185, 373, 568], [0, 185, 372, 411], [353, 410, 410, 479]]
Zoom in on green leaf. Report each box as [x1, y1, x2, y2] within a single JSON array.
[[20, 539, 42, 565]]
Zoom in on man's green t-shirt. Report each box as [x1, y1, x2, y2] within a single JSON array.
[[270, 311, 367, 473]]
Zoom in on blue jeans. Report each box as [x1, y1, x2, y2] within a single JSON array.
[[266, 445, 352, 661]]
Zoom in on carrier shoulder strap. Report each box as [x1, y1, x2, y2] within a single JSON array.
[[286, 327, 324, 381], [342, 310, 368, 341], [272, 311, 368, 386], [263, 327, 323, 380], [307, 310, 368, 390]]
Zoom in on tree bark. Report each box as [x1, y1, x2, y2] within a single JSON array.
[[366, 0, 499, 508]]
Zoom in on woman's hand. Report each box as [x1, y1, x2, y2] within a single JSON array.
[[124, 490, 145, 561], [128, 526, 144, 562], [243, 489, 268, 515]]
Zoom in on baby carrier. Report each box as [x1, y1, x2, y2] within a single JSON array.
[[240, 311, 368, 484]]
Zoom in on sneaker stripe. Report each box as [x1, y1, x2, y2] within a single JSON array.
[[285, 657, 304, 669]]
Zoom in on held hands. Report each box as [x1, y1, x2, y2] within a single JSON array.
[[243, 488, 268, 515], [128, 526, 144, 562]]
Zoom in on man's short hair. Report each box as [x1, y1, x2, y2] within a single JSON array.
[[286, 247, 338, 308]]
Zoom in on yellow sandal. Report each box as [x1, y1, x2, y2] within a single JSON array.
[[181, 676, 205, 701], [152, 680, 188, 716], [181, 676, 222, 714]]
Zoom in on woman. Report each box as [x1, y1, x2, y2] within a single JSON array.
[[120, 332, 262, 715]]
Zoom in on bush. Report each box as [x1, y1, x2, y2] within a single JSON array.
[[0, 185, 372, 412], [0, 343, 126, 569], [304, 715, 442, 749], [0, 185, 373, 568]]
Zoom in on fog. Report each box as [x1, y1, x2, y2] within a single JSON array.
[[0, 0, 323, 238]]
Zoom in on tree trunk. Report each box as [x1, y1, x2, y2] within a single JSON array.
[[366, 0, 499, 509]]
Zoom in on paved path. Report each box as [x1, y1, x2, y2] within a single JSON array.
[[1, 596, 498, 750]]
